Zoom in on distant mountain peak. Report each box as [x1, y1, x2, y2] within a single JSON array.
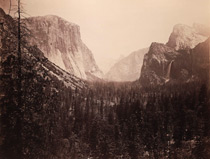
[[104, 48, 149, 82], [166, 23, 209, 50]]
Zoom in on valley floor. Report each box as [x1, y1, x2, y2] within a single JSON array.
[[2, 80, 210, 159]]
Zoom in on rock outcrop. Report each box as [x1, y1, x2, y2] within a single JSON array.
[[24, 15, 103, 80]]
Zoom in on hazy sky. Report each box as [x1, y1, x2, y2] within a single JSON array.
[[1, 0, 210, 67]]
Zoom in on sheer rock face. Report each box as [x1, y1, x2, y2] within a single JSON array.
[[105, 48, 149, 82], [140, 43, 180, 86], [140, 23, 210, 86], [0, 8, 85, 91], [166, 23, 209, 50], [25, 15, 103, 80], [140, 38, 210, 86]]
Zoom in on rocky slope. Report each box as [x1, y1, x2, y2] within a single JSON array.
[[105, 48, 148, 82], [24, 15, 103, 80], [140, 24, 209, 86]]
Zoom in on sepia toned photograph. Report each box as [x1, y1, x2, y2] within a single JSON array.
[[0, 0, 210, 158]]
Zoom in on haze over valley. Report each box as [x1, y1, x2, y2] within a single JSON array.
[[0, 0, 210, 158]]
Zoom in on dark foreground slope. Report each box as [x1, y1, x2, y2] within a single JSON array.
[[0, 8, 86, 159]]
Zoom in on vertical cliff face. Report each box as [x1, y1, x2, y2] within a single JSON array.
[[140, 43, 180, 85], [25, 15, 103, 80], [140, 23, 210, 86], [140, 39, 210, 86], [0, 11, 86, 91]]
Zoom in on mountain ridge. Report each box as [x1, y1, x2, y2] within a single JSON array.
[[105, 48, 149, 82], [166, 23, 209, 50]]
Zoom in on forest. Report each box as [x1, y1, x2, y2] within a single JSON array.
[[1, 65, 210, 159], [63, 81, 210, 159]]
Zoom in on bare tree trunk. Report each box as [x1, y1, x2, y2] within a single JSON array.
[[18, 0, 21, 81], [17, 0, 22, 158], [8, 0, 12, 14], [209, 39, 210, 91]]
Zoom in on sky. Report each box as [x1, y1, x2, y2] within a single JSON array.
[[1, 0, 210, 71]]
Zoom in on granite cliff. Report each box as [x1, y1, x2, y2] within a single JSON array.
[[140, 24, 209, 86], [24, 15, 103, 80]]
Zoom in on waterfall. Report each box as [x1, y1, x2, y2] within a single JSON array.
[[166, 60, 174, 80]]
